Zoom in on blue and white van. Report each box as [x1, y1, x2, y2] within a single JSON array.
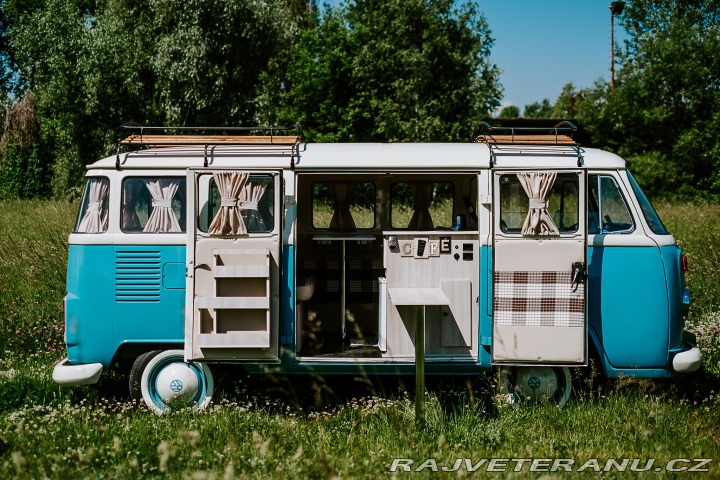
[[52, 123, 701, 412]]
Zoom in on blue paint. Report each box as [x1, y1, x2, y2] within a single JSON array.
[[478, 245, 493, 366], [66, 245, 114, 366], [112, 245, 184, 356], [281, 246, 295, 346], [66, 244, 185, 367], [587, 242, 669, 369]]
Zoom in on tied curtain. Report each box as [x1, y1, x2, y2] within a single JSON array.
[[208, 172, 268, 235], [516, 172, 559, 236], [144, 179, 182, 233], [407, 182, 434, 230], [329, 183, 356, 230], [77, 178, 109, 233]]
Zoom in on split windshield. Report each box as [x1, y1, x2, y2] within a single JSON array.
[[627, 171, 669, 235]]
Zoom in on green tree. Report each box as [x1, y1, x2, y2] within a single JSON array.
[[523, 98, 552, 119], [263, 0, 501, 142], [497, 105, 519, 119], [1, 0, 297, 196], [573, 0, 720, 197]]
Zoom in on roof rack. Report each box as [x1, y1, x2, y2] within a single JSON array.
[[475, 121, 582, 167], [115, 123, 302, 168]]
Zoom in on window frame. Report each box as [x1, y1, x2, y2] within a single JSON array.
[[310, 181, 376, 231], [497, 172, 581, 236], [196, 172, 278, 235], [74, 176, 111, 234], [120, 176, 187, 234], [588, 174, 636, 235], [389, 181, 455, 230]]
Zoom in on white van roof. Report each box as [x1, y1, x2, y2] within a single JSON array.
[[89, 142, 626, 172]]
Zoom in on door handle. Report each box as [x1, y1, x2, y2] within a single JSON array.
[[571, 262, 584, 292]]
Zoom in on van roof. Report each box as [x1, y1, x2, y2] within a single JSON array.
[[89, 142, 626, 171]]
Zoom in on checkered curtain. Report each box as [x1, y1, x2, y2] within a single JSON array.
[[209, 171, 249, 235], [517, 172, 559, 236]]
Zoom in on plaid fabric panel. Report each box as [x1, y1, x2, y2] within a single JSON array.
[[299, 259, 340, 302], [347, 259, 385, 303], [494, 271, 584, 327]]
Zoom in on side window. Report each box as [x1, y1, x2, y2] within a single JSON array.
[[312, 182, 375, 230], [588, 175, 634, 234], [75, 177, 110, 233], [391, 182, 454, 230], [121, 177, 186, 233], [203, 174, 274, 234], [499, 173, 579, 234]]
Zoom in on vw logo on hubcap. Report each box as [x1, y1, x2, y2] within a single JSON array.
[[170, 379, 183, 393], [527, 376, 541, 390]]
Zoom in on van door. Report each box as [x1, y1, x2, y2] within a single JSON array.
[[185, 169, 281, 362], [492, 170, 587, 365]]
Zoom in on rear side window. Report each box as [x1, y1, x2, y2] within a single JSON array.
[[121, 177, 186, 233], [75, 177, 110, 233], [588, 175, 634, 234], [312, 182, 375, 230], [391, 182, 454, 230]]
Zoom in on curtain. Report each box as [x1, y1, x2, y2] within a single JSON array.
[[209, 171, 249, 235], [516, 172, 559, 236], [143, 179, 182, 233], [329, 183, 356, 230], [241, 180, 268, 232], [408, 182, 434, 230], [77, 178, 109, 233], [122, 181, 143, 231]]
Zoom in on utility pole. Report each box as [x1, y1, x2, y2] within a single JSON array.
[[609, 2, 625, 92]]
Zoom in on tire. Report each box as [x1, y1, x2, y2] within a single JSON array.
[[129, 350, 214, 414], [499, 365, 572, 407]]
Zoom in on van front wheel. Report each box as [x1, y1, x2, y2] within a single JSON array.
[[499, 366, 572, 407], [129, 350, 214, 414]]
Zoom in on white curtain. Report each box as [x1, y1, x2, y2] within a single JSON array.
[[241, 181, 268, 232], [143, 179, 182, 233], [516, 172, 559, 236], [77, 178, 109, 233], [209, 172, 249, 235]]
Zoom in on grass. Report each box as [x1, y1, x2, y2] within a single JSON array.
[[0, 198, 719, 478]]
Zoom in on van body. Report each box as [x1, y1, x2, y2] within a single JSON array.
[[52, 125, 701, 412]]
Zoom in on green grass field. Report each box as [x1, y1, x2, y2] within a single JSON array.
[[0, 199, 719, 478]]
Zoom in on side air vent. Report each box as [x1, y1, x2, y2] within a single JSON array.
[[114, 250, 162, 302]]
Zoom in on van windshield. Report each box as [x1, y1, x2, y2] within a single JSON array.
[[627, 171, 669, 235]]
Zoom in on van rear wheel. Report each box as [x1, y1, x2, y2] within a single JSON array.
[[499, 366, 572, 407], [129, 350, 214, 414]]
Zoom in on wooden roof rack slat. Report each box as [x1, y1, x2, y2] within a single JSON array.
[[475, 121, 583, 167], [115, 123, 302, 168]]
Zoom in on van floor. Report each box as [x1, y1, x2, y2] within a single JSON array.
[[298, 333, 382, 358]]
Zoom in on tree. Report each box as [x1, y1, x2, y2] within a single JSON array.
[[1, 0, 296, 197], [262, 0, 502, 142], [574, 0, 720, 197], [497, 105, 519, 119], [523, 98, 552, 119]]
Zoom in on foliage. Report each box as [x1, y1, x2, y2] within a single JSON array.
[[0, 0, 297, 197], [497, 105, 519, 119], [261, 0, 502, 142], [523, 98, 552, 119], [546, 0, 720, 199]]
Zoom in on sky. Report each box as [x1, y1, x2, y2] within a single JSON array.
[[478, 0, 628, 111]]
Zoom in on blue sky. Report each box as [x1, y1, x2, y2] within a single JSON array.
[[479, 0, 627, 111], [325, 0, 628, 113]]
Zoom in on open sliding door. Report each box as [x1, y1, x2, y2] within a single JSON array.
[[185, 169, 281, 362], [492, 170, 587, 365]]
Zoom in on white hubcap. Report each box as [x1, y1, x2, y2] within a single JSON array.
[[154, 362, 200, 406]]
